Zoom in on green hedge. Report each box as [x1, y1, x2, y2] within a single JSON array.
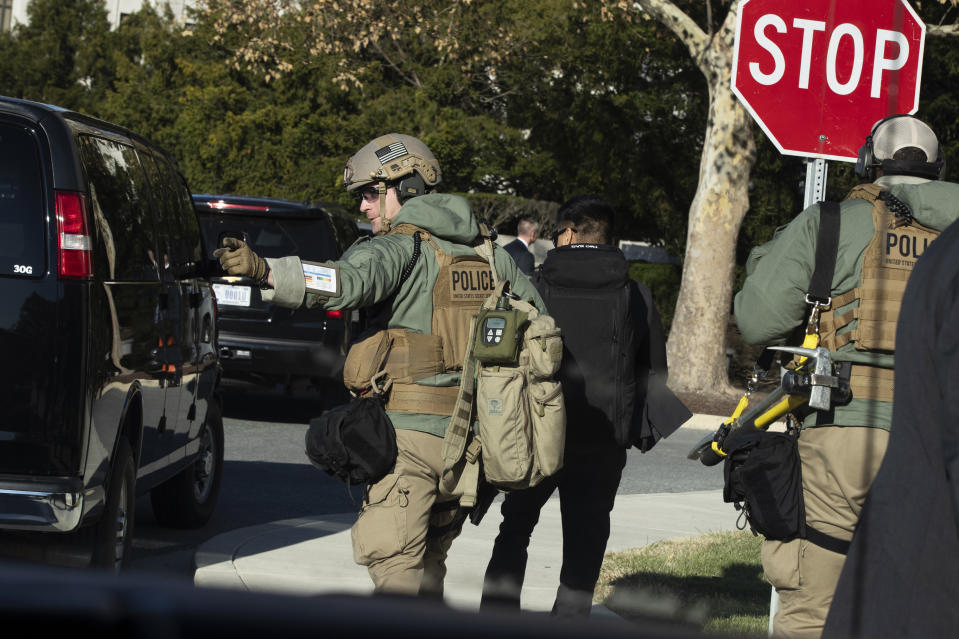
[[628, 262, 681, 336]]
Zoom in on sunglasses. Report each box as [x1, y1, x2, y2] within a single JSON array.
[[358, 185, 381, 203]]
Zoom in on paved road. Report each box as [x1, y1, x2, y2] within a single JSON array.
[[129, 383, 361, 581], [128, 384, 725, 582]]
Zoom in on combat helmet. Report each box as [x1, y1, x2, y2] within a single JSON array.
[[344, 133, 441, 234]]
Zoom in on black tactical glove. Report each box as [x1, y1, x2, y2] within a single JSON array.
[[213, 237, 269, 284]]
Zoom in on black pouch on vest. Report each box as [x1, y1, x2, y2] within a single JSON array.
[[722, 428, 806, 541], [305, 394, 397, 486]]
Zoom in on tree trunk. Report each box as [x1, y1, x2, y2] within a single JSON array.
[[633, 2, 758, 397], [666, 85, 755, 397]]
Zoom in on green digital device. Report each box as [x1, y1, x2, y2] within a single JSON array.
[[474, 304, 527, 365]]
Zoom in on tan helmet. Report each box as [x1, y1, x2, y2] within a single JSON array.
[[343, 133, 442, 194]]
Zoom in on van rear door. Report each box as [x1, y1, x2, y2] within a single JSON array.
[[0, 119, 79, 475]]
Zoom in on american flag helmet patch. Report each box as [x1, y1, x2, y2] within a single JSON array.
[[374, 141, 408, 165]]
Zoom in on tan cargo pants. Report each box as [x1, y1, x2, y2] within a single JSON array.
[[351, 428, 464, 596], [763, 425, 888, 638]]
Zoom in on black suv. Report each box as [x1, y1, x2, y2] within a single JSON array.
[[0, 96, 222, 570], [193, 194, 360, 399]]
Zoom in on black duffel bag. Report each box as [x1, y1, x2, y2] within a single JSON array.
[[722, 427, 805, 541], [305, 393, 397, 486]]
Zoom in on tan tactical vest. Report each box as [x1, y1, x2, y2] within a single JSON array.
[[818, 183, 939, 402], [342, 224, 495, 416]]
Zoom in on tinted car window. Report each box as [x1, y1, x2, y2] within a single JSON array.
[[145, 153, 203, 268], [0, 123, 44, 278], [164, 162, 204, 265], [200, 214, 338, 261], [76, 135, 158, 282]]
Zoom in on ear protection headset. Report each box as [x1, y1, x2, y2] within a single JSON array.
[[855, 114, 946, 181], [395, 172, 426, 203]]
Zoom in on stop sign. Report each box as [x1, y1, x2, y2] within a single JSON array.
[[732, 0, 926, 161]]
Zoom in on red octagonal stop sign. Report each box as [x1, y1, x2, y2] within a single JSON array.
[[732, 0, 926, 161]]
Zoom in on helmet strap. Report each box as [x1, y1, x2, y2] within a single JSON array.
[[377, 182, 391, 234]]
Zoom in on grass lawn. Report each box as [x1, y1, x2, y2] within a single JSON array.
[[597, 530, 770, 637]]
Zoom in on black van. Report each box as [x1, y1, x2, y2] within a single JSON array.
[[0, 97, 222, 570], [193, 194, 359, 400]]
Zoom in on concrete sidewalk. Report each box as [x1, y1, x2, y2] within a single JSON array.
[[194, 416, 741, 615]]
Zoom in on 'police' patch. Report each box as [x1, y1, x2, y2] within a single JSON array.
[[883, 227, 932, 270], [449, 263, 495, 302]]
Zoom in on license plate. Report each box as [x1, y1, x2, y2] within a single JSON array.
[[213, 283, 252, 307]]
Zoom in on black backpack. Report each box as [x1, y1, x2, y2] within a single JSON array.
[[305, 394, 397, 486], [536, 271, 640, 448]]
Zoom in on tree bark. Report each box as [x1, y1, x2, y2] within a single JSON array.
[[635, 1, 756, 397]]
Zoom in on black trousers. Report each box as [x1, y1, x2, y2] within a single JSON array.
[[480, 442, 627, 617]]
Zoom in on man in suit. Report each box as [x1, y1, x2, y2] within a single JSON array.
[[502, 218, 538, 275]]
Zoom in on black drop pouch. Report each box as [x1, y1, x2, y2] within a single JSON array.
[[305, 394, 397, 486], [723, 428, 806, 541]]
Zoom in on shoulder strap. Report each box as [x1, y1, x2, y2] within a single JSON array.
[[388, 223, 441, 251], [470, 223, 505, 291], [808, 201, 841, 303], [388, 223, 443, 286], [751, 200, 840, 377], [388, 223, 429, 239], [843, 182, 883, 203]]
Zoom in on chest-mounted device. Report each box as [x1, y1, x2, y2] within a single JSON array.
[[473, 288, 527, 365]]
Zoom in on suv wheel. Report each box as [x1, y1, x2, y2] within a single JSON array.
[[150, 401, 224, 528], [91, 438, 135, 572]]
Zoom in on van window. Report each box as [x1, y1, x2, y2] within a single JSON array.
[[76, 135, 159, 282], [143, 153, 202, 270], [0, 124, 44, 278]]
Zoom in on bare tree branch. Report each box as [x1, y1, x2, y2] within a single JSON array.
[[928, 23, 959, 36], [632, 0, 710, 73], [370, 40, 422, 88]]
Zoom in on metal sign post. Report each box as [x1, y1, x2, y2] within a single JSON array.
[[804, 158, 829, 207]]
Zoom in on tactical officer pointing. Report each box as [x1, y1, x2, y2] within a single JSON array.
[[216, 133, 544, 597], [734, 115, 959, 638]]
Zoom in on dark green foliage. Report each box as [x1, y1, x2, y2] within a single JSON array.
[[494, 7, 706, 256], [0, 0, 114, 112], [919, 17, 959, 181], [628, 262, 682, 335]]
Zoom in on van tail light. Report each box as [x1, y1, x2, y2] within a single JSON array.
[[326, 310, 344, 319], [55, 190, 93, 279]]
